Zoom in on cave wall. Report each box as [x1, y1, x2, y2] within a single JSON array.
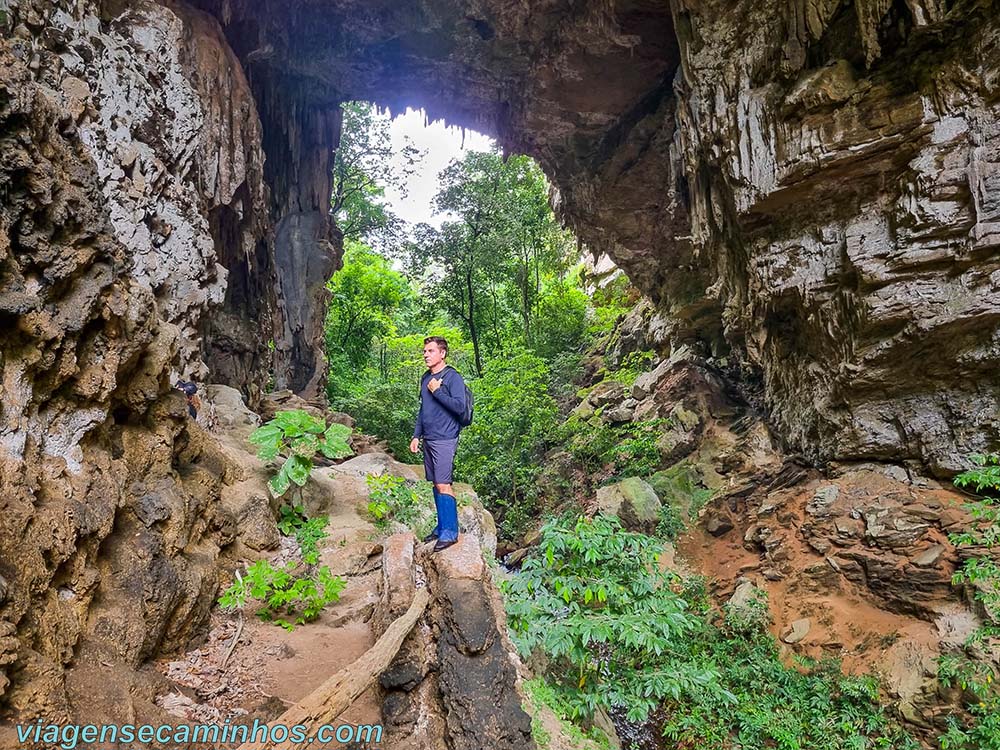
[[0, 0, 264, 716], [2, 0, 1000, 722], [665, 0, 1000, 473]]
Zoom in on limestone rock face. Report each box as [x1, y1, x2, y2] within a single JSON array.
[[0, 0, 269, 717], [375, 514, 534, 750], [595, 477, 663, 533], [12, 0, 271, 395], [666, 0, 1000, 472]]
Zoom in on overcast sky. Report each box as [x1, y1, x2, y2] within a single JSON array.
[[382, 107, 494, 227]]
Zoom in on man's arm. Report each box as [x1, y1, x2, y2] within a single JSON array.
[[410, 378, 424, 453], [413, 379, 424, 438]]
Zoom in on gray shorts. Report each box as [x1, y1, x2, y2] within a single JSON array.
[[423, 438, 458, 484]]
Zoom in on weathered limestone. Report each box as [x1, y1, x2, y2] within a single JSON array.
[[0, 0, 269, 716], [376, 518, 534, 750]]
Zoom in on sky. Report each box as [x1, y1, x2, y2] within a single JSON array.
[[382, 107, 494, 227]]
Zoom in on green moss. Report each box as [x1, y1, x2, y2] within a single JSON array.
[[647, 461, 714, 537]]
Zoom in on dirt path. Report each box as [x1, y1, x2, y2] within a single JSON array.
[[152, 425, 418, 737]]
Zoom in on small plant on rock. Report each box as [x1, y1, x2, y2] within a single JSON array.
[[295, 516, 329, 565], [277, 503, 308, 535], [218, 560, 345, 631], [248, 409, 353, 498], [365, 473, 425, 531], [275, 504, 329, 565]]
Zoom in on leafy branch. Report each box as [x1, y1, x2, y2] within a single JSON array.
[[248, 409, 353, 498]]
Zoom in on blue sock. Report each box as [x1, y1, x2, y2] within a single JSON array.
[[438, 493, 459, 542]]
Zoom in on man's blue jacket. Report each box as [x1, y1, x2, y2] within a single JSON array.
[[413, 366, 467, 441]]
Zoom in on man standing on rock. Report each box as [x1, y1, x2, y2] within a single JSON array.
[[410, 336, 468, 552]]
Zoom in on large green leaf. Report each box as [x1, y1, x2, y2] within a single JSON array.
[[268, 464, 291, 497], [320, 422, 354, 459], [292, 433, 321, 456], [286, 454, 312, 486], [273, 409, 324, 438], [249, 423, 282, 444], [249, 423, 283, 460]]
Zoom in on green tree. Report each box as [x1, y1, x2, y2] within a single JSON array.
[[325, 240, 412, 373], [331, 102, 420, 246], [456, 352, 558, 529], [408, 150, 576, 375], [531, 274, 589, 360]]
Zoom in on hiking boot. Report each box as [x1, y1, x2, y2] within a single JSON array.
[[422, 530, 439, 543], [432, 537, 458, 553]]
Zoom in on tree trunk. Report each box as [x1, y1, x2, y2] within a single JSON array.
[[466, 266, 483, 376]]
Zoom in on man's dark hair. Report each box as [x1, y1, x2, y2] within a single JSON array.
[[424, 336, 448, 356]]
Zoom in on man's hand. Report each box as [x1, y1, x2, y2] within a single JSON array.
[[409, 437, 420, 453], [427, 377, 443, 393]]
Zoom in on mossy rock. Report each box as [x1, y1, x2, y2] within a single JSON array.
[[595, 476, 661, 533], [586, 379, 626, 407], [646, 462, 713, 522], [570, 399, 596, 420]]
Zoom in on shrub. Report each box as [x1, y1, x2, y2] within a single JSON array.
[[608, 350, 655, 388], [248, 410, 353, 498], [274, 504, 329, 565], [277, 503, 308, 536], [523, 677, 612, 750], [365, 473, 428, 532], [502, 514, 717, 722], [952, 453, 1000, 628], [721, 586, 771, 636], [560, 417, 668, 481], [218, 560, 345, 631], [649, 463, 715, 540], [936, 454, 1000, 749], [294, 516, 329, 565]]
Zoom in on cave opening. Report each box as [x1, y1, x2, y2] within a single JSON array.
[[319, 100, 628, 460], [190, 0, 686, 403]]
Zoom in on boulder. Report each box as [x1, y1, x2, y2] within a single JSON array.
[[587, 379, 626, 408], [725, 579, 771, 632], [260, 390, 329, 422], [332, 452, 424, 482], [876, 640, 938, 728], [234, 493, 279, 551], [781, 618, 811, 644], [705, 514, 734, 537], [911, 545, 945, 568], [595, 477, 661, 533], [200, 384, 260, 440], [602, 403, 636, 424], [630, 358, 670, 400]]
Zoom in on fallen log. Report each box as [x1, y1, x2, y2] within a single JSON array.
[[237, 586, 429, 750]]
